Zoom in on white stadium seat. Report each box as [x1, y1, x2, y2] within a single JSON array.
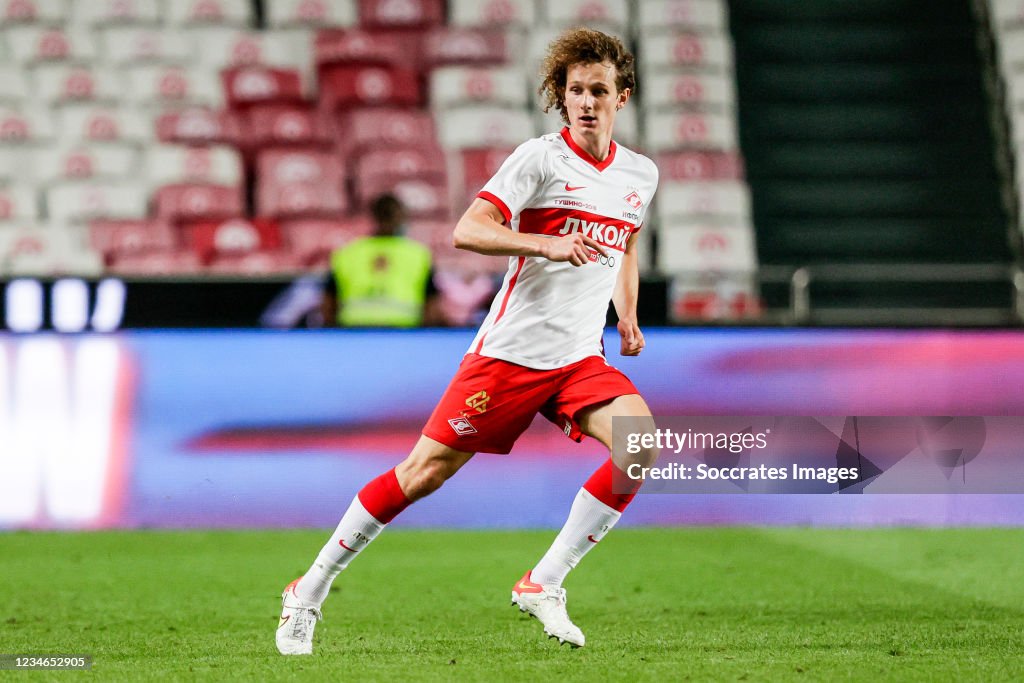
[[0, 184, 38, 220], [0, 103, 55, 142], [639, 30, 733, 72], [265, 0, 358, 28], [71, 0, 163, 26], [4, 26, 98, 63], [992, 0, 1024, 28], [655, 180, 751, 223], [657, 221, 757, 273], [437, 106, 535, 149], [33, 64, 123, 103], [144, 145, 243, 187], [0, 65, 30, 101], [636, 0, 728, 32], [165, 0, 253, 27], [32, 144, 139, 184], [99, 27, 191, 64], [0, 0, 66, 26], [57, 104, 153, 143], [125, 65, 222, 106], [448, 0, 536, 28], [539, 0, 628, 33], [643, 110, 738, 152], [189, 27, 313, 70], [430, 66, 529, 109], [643, 71, 736, 111], [0, 224, 104, 278], [45, 182, 149, 223]]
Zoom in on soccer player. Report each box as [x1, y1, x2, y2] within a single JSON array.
[[277, 27, 659, 654]]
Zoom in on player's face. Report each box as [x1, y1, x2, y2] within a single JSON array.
[[563, 61, 630, 137]]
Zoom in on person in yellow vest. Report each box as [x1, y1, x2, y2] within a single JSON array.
[[322, 194, 441, 327]]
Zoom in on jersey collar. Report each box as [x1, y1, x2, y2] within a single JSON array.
[[560, 127, 616, 172]]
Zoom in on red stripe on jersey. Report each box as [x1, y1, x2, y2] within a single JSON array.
[[477, 191, 512, 223], [474, 255, 525, 354], [561, 127, 617, 172], [519, 207, 636, 253]]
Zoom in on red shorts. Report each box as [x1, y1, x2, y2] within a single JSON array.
[[421, 353, 639, 454]]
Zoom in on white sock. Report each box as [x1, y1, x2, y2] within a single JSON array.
[[294, 496, 386, 606], [531, 488, 622, 589]]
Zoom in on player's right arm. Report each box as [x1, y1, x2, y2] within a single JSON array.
[[453, 198, 605, 267]]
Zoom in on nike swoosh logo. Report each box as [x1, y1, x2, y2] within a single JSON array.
[[278, 614, 291, 628], [514, 579, 543, 594], [339, 539, 360, 552], [587, 534, 599, 543], [565, 183, 585, 191]]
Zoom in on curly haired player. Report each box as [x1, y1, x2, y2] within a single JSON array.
[[277, 27, 660, 654]]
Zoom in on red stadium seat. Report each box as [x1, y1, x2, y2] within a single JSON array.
[[358, 0, 443, 28], [255, 148, 347, 218], [455, 146, 513, 205], [207, 250, 303, 274], [354, 146, 447, 189], [155, 107, 245, 146], [88, 219, 178, 264], [108, 250, 204, 275], [314, 28, 416, 67], [246, 104, 331, 147], [319, 65, 421, 110], [358, 176, 449, 218], [153, 184, 245, 222], [421, 28, 512, 66], [335, 107, 437, 155], [184, 217, 283, 264], [282, 216, 373, 267], [655, 150, 744, 181], [222, 66, 306, 108]]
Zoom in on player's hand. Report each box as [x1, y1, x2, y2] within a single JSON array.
[[618, 319, 644, 356], [542, 233, 606, 267]]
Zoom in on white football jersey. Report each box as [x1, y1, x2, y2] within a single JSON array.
[[468, 127, 659, 369]]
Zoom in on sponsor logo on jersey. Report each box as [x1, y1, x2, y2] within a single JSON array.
[[555, 198, 598, 211], [558, 216, 631, 250], [622, 210, 640, 221], [448, 416, 478, 436], [465, 390, 490, 413]]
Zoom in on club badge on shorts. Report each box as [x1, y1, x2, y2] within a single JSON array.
[[448, 416, 478, 436]]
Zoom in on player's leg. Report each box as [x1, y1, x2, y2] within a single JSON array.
[[530, 393, 656, 590], [277, 437, 473, 655]]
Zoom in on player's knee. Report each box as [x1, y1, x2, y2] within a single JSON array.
[[401, 459, 454, 500], [618, 443, 659, 470]]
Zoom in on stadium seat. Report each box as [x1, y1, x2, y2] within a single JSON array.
[[88, 218, 179, 264], [0, 184, 37, 220], [125, 65, 223, 106], [4, 26, 98, 63], [45, 182, 149, 223], [655, 150, 744, 181], [246, 104, 331, 147], [314, 28, 415, 67], [431, 267, 501, 325], [255, 148, 347, 218], [656, 221, 757, 273], [448, 0, 536, 28], [222, 65, 307, 108], [72, 0, 163, 26], [358, 0, 443, 28], [539, 0, 629, 33], [0, 104, 55, 142], [421, 27, 515, 66], [429, 66, 528, 109], [266, 0, 358, 28], [281, 216, 373, 267], [437, 106, 534, 149], [183, 217, 283, 263], [165, 0, 254, 27], [319, 64, 421, 109], [153, 183, 245, 222], [639, 31, 733, 72], [155, 107, 245, 146], [32, 144, 139, 183], [0, 65, 30, 101], [357, 176, 449, 218], [98, 27, 192, 64], [206, 249, 303, 274], [145, 145, 243, 187], [992, 0, 1024, 29], [643, 110, 738, 152], [0, 0, 65, 26], [643, 71, 736, 112], [57, 104, 152, 143], [33, 64, 122, 104], [457, 147, 513, 189], [655, 180, 752, 223], [0, 224, 104, 277], [354, 146, 447, 190], [108, 250, 203, 274], [190, 27, 314, 70], [335, 107, 437, 155], [636, 0, 728, 32]]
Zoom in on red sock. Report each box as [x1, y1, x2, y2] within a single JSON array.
[[582, 458, 642, 512], [356, 468, 411, 523]]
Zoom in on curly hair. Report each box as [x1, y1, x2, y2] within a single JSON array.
[[538, 28, 636, 124]]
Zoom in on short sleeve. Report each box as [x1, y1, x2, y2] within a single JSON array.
[[476, 138, 549, 223], [635, 158, 660, 231]]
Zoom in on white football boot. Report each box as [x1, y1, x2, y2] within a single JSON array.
[[276, 577, 323, 655], [511, 571, 586, 647]]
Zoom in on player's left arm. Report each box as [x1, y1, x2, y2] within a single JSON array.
[[613, 229, 644, 356]]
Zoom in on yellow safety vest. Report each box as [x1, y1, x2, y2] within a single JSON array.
[[330, 236, 432, 327]]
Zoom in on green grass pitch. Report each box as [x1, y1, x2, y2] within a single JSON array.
[[2, 528, 1023, 681]]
